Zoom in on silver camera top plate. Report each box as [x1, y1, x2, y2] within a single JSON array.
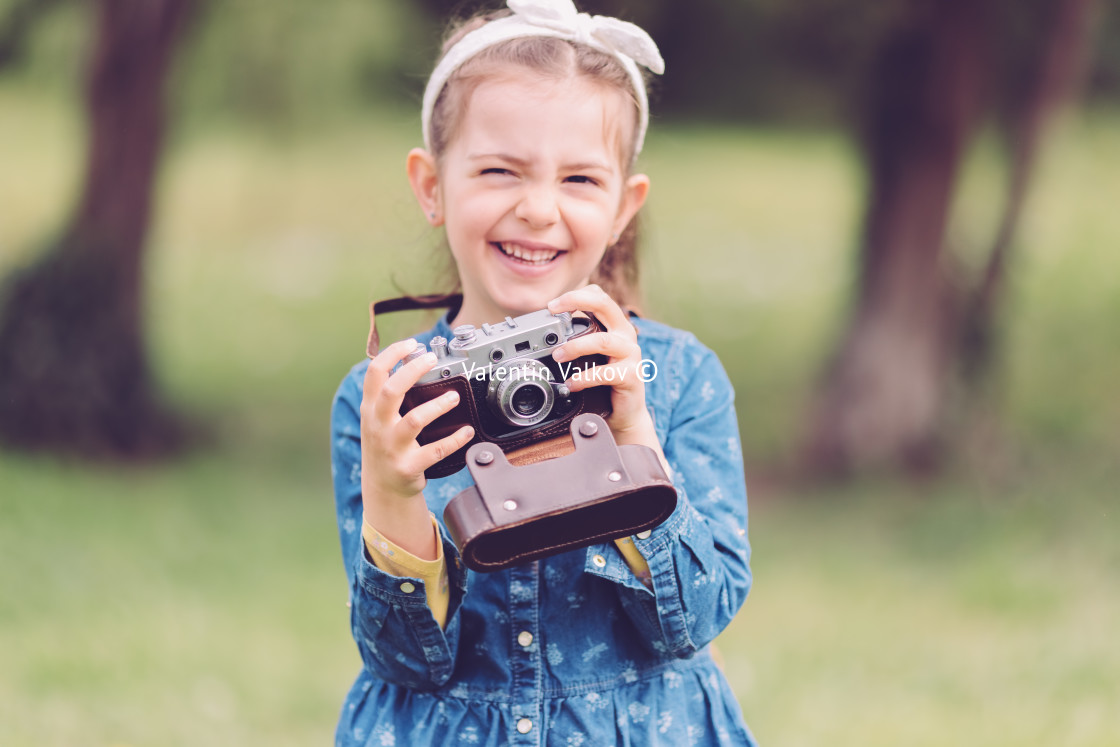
[[414, 309, 585, 384]]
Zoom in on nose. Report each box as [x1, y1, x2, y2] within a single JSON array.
[[514, 183, 560, 229]]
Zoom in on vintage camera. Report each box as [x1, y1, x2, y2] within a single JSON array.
[[400, 308, 610, 479]]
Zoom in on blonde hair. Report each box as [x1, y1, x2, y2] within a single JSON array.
[[427, 9, 648, 311]]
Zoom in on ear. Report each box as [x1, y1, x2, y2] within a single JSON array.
[[406, 148, 443, 226], [611, 173, 650, 242]]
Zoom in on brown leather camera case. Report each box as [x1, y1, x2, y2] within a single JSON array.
[[444, 413, 677, 572]]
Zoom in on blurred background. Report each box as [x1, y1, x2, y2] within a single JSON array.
[[1, 0, 1117, 744]]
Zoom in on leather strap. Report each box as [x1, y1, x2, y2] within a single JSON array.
[[505, 432, 575, 466], [367, 293, 462, 358]]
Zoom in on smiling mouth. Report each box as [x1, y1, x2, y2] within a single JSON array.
[[493, 242, 564, 266]]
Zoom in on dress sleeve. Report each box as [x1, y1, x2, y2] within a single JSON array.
[[363, 516, 450, 628], [585, 342, 752, 658], [330, 364, 467, 690]]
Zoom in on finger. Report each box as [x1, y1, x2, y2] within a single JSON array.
[[552, 331, 638, 363], [396, 389, 461, 445], [547, 284, 609, 315], [374, 350, 440, 421], [364, 338, 420, 403], [547, 285, 629, 330], [411, 425, 475, 472]]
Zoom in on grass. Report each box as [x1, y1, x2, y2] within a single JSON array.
[[2, 82, 1118, 745], [0, 452, 348, 746], [724, 471, 1119, 746]]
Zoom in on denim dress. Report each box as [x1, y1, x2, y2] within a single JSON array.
[[330, 313, 756, 746]]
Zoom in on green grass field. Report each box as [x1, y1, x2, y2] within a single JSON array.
[[2, 83, 1118, 745]]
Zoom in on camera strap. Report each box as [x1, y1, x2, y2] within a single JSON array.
[[366, 293, 463, 358]]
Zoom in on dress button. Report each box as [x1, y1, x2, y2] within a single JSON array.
[[517, 631, 533, 648], [636, 530, 652, 539], [516, 718, 533, 734], [399, 582, 416, 593], [592, 554, 606, 568]]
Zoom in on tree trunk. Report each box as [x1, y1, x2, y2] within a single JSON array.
[[962, 0, 1099, 378], [0, 0, 195, 459], [800, 0, 993, 476]]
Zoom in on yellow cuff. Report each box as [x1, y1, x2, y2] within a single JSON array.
[[363, 515, 450, 628], [614, 536, 653, 589]]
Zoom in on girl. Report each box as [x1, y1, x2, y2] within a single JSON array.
[[330, 1, 755, 744]]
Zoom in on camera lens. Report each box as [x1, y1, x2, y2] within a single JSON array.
[[544, 332, 559, 346], [486, 359, 556, 427], [511, 383, 546, 417]]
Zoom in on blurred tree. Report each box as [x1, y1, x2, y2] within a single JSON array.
[[800, 0, 1100, 477], [0, 0, 196, 459]]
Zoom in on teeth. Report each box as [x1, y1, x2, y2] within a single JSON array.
[[498, 242, 560, 265]]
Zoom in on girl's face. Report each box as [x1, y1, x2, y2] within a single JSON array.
[[408, 72, 649, 326]]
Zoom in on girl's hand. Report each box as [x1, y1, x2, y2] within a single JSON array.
[[360, 339, 474, 556], [547, 285, 666, 469]]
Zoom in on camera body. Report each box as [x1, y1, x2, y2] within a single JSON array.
[[401, 309, 610, 479]]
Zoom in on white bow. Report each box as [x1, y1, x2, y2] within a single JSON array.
[[422, 0, 664, 155], [506, 0, 665, 74]]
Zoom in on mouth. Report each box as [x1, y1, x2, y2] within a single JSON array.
[[492, 241, 565, 266]]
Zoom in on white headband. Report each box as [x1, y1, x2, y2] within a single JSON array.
[[421, 0, 665, 158]]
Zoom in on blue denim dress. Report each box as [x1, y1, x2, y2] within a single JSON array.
[[330, 314, 756, 746]]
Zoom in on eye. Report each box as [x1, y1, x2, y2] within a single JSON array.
[[480, 167, 513, 176], [564, 174, 600, 186]]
